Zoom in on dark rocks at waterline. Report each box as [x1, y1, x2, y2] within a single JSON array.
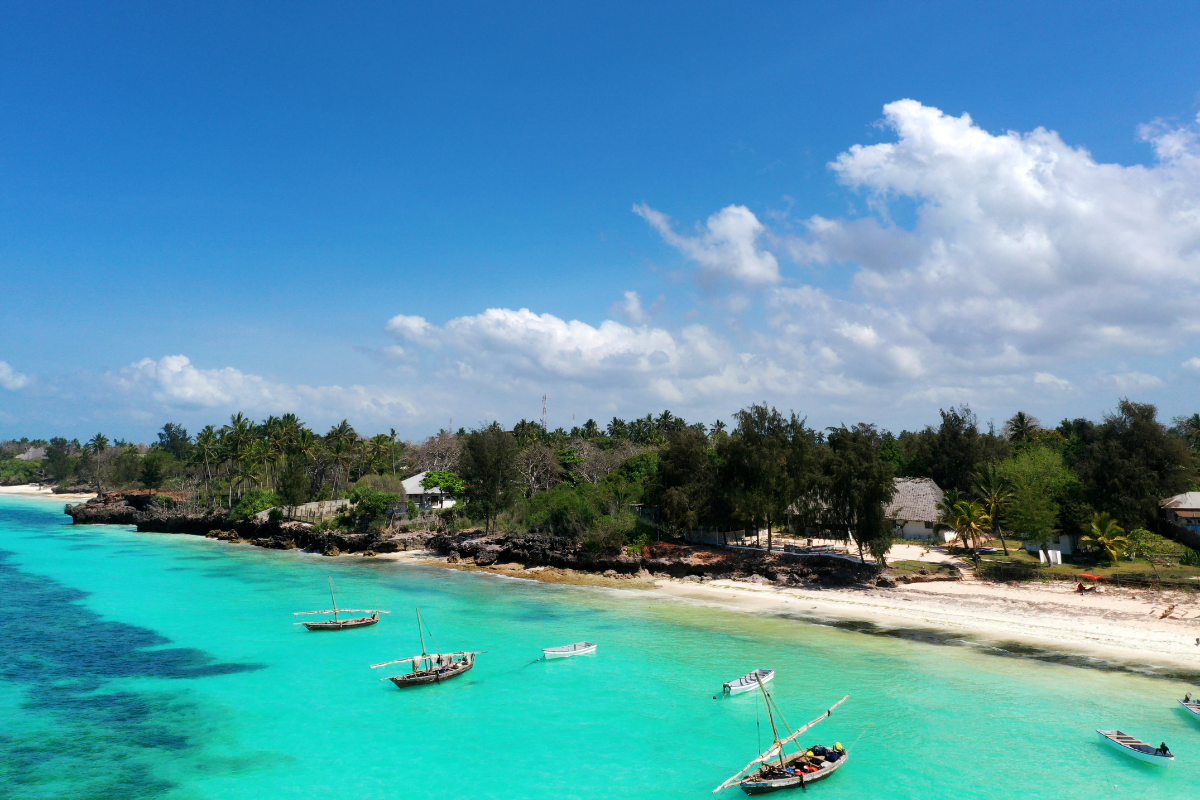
[[428, 531, 881, 586], [63, 491, 432, 555]]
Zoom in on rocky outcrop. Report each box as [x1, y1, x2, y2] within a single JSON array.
[[64, 493, 880, 586], [64, 492, 433, 556], [428, 531, 881, 586]]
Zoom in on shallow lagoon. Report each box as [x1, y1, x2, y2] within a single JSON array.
[[1, 495, 1197, 799]]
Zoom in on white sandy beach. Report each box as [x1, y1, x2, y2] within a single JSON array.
[[0, 484, 96, 501], [374, 549, 1200, 673]]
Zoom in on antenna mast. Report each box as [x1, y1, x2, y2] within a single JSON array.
[[541, 394, 548, 430]]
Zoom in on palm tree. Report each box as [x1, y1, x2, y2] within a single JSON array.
[[389, 428, 398, 476], [191, 425, 220, 502], [1004, 411, 1041, 443], [945, 500, 992, 556], [1080, 512, 1129, 565], [973, 465, 1014, 556], [1172, 413, 1200, 450], [85, 433, 109, 494]]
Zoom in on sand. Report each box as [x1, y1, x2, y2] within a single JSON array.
[[372, 549, 1200, 673], [0, 484, 96, 501]]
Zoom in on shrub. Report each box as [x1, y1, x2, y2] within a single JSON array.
[[230, 489, 281, 521]]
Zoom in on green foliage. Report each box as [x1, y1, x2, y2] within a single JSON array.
[[267, 507, 284, 522], [277, 458, 311, 507], [1079, 512, 1128, 564], [344, 484, 402, 529], [1182, 547, 1200, 567], [458, 423, 520, 532], [0, 458, 41, 484], [45, 437, 72, 482], [229, 489, 281, 520], [1006, 482, 1059, 547], [895, 406, 1010, 492], [1062, 399, 1194, 530], [819, 424, 896, 563], [140, 450, 174, 492], [995, 444, 1088, 535], [153, 423, 192, 460], [421, 470, 464, 497]]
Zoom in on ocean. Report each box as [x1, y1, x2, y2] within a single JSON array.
[[1, 494, 1197, 799]]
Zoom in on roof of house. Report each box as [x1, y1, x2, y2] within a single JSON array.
[[1160, 492, 1200, 511], [884, 477, 943, 522], [402, 471, 449, 496]]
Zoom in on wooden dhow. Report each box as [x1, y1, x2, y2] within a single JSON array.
[[294, 577, 388, 631], [714, 680, 850, 795], [371, 607, 480, 688], [1096, 730, 1174, 767]]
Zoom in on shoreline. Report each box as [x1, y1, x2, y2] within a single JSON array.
[[375, 550, 1200, 676], [0, 484, 96, 501]]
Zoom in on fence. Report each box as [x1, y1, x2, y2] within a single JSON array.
[[275, 499, 351, 524]]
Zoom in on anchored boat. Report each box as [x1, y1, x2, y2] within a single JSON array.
[[714, 678, 850, 795], [542, 641, 597, 659], [1181, 694, 1200, 723], [370, 607, 480, 688], [293, 577, 388, 631], [723, 669, 774, 696], [1096, 730, 1174, 767]]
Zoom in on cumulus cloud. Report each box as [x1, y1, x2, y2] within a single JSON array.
[[111, 355, 419, 422], [634, 203, 781, 284], [628, 99, 1200, 416], [0, 361, 30, 391]]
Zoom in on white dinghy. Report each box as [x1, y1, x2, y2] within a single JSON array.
[[1097, 730, 1174, 767], [1180, 695, 1200, 723], [723, 669, 774, 696], [542, 641, 597, 659]]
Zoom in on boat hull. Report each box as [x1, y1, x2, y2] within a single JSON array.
[[302, 615, 379, 631], [387, 660, 474, 688], [543, 643, 597, 659], [1097, 730, 1173, 767], [1181, 700, 1200, 723], [724, 669, 775, 696], [740, 750, 847, 794]]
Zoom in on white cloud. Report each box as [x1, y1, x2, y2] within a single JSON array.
[[1108, 372, 1164, 391], [0, 361, 29, 391], [111, 355, 419, 423], [1034, 372, 1073, 391], [1183, 357, 1200, 371], [634, 203, 781, 284], [627, 99, 1200, 418], [612, 290, 649, 323]]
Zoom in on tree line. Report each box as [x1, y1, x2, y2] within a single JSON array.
[[5, 398, 1196, 562]]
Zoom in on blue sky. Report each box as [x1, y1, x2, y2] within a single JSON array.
[[4, 1, 1200, 441]]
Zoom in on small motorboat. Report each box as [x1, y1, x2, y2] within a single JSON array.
[[1180, 695, 1200, 723], [1096, 730, 1174, 767], [724, 669, 774, 696], [542, 641, 597, 659]]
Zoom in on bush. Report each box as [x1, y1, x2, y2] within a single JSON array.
[[1183, 547, 1200, 567], [230, 489, 281, 521], [268, 507, 284, 522]]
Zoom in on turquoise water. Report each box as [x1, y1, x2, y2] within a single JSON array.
[[1, 496, 1198, 799]]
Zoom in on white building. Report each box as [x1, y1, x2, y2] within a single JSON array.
[[885, 477, 950, 542], [402, 471, 457, 510], [1160, 491, 1200, 535]]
